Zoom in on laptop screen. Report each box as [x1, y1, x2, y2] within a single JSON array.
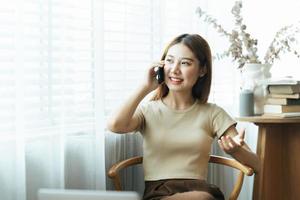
[[38, 189, 141, 200]]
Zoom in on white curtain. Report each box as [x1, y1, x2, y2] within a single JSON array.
[[0, 1, 105, 200], [102, 0, 158, 195]]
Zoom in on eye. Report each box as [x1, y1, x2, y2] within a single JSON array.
[[165, 58, 173, 63], [181, 61, 191, 66]]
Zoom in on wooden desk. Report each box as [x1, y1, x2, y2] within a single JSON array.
[[236, 116, 300, 200]]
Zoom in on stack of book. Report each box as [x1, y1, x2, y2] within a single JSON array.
[[263, 78, 300, 118]]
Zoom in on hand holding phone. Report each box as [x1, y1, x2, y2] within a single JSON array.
[[154, 66, 164, 84]]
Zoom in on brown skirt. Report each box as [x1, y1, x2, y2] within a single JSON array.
[[143, 179, 224, 200]]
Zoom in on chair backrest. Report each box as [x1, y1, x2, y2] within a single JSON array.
[[108, 155, 254, 200]]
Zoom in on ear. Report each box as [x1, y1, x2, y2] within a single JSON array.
[[199, 65, 207, 77]]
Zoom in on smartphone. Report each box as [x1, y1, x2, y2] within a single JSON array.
[[155, 67, 164, 84]]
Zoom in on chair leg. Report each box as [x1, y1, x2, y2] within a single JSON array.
[[113, 175, 122, 191], [229, 171, 244, 200]]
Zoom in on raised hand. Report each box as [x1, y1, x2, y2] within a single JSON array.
[[144, 61, 164, 91], [218, 128, 245, 154]]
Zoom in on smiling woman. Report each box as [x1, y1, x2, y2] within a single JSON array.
[[152, 34, 211, 104], [106, 33, 259, 200], [1, 0, 298, 199], [163, 44, 203, 94]]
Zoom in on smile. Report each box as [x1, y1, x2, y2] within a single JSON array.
[[169, 77, 183, 84]]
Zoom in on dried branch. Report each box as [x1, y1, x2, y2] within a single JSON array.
[[196, 1, 300, 69]]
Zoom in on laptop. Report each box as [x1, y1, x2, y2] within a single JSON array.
[[38, 189, 141, 200]]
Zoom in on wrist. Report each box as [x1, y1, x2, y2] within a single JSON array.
[[228, 145, 243, 156], [139, 84, 155, 94]]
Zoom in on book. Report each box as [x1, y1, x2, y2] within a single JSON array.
[[264, 104, 300, 113], [268, 93, 300, 99], [266, 77, 300, 85], [262, 112, 300, 118], [268, 84, 300, 94], [266, 98, 300, 105]]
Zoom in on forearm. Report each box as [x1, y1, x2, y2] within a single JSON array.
[[107, 84, 152, 132], [231, 146, 260, 173], [220, 126, 260, 172]]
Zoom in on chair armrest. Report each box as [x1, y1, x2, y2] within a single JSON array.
[[108, 156, 143, 191], [209, 155, 254, 200], [108, 156, 143, 178], [107, 154, 254, 198], [209, 155, 254, 176]]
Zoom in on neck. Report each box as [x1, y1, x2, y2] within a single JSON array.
[[163, 91, 195, 110]]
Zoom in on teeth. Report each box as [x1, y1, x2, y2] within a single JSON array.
[[170, 77, 182, 82]]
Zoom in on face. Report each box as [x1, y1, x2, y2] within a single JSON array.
[[164, 43, 205, 93]]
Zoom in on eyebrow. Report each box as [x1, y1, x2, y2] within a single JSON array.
[[166, 55, 195, 62]]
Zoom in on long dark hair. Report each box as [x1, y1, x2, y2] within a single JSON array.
[[151, 34, 212, 103]]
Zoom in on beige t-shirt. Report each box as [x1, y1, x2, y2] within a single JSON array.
[[135, 99, 236, 181]]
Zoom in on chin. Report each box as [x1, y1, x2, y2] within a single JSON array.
[[166, 84, 185, 92]]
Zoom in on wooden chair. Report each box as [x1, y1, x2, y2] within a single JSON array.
[[108, 155, 254, 200]]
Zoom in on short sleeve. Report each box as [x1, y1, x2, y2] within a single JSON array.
[[211, 105, 237, 139], [134, 104, 146, 133]]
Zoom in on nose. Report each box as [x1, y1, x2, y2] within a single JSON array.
[[170, 61, 180, 73]]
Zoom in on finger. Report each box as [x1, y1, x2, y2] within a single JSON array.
[[231, 134, 244, 146], [153, 61, 164, 72], [218, 139, 226, 150], [227, 135, 240, 147], [152, 61, 162, 67], [227, 140, 235, 149], [238, 128, 246, 140], [159, 60, 165, 65], [225, 136, 235, 149], [225, 135, 239, 150], [220, 136, 231, 150]]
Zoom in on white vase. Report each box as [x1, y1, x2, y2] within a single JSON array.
[[240, 63, 272, 115]]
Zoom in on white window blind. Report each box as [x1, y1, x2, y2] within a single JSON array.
[[103, 0, 159, 118], [0, 0, 96, 138], [102, 0, 238, 120], [0, 1, 16, 135]]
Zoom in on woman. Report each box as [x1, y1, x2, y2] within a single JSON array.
[[107, 33, 260, 200]]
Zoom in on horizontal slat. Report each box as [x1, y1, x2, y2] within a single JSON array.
[[104, 31, 152, 43], [104, 0, 151, 10], [104, 61, 149, 70], [104, 53, 151, 62], [25, 120, 95, 130], [104, 42, 151, 52], [101, 0, 155, 122], [0, 0, 96, 136], [104, 11, 151, 21], [23, 104, 94, 110], [23, 123, 95, 137], [23, 112, 95, 119]]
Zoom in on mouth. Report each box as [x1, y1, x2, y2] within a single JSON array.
[[169, 77, 183, 84]]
